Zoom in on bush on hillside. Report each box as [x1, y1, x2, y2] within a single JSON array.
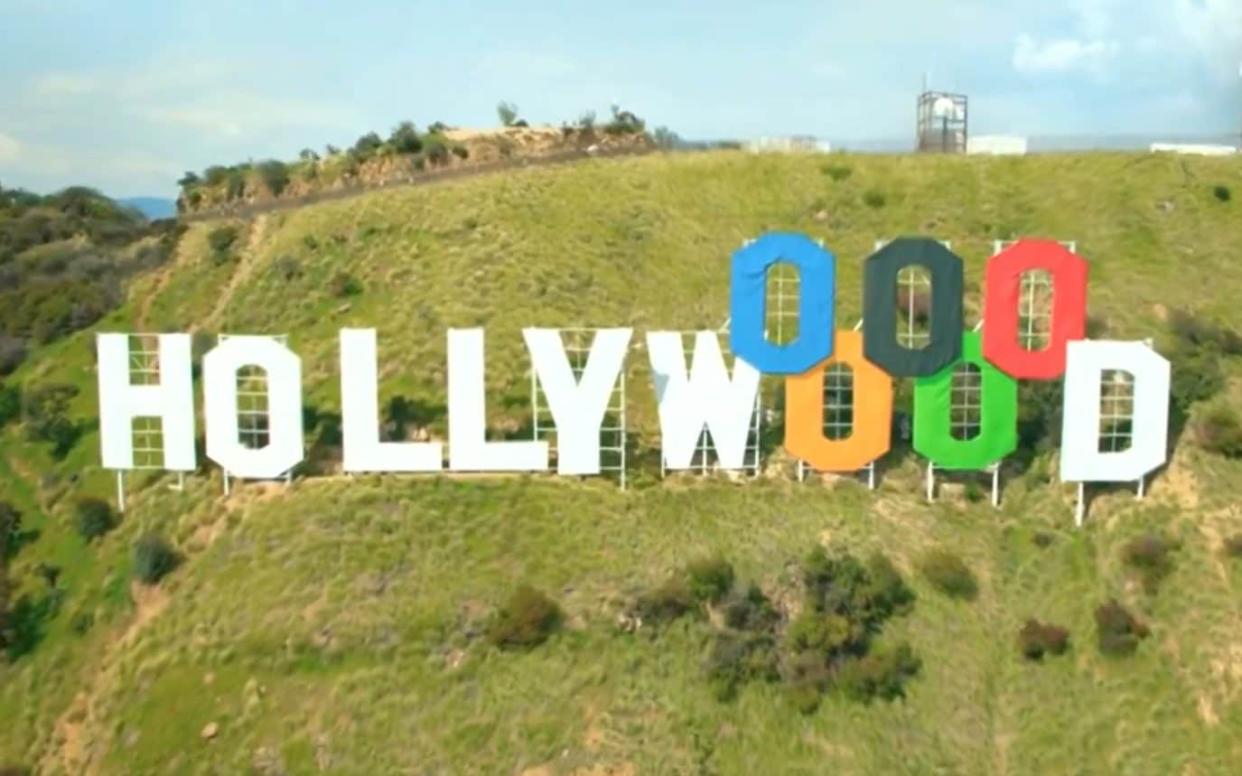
[[839, 642, 921, 702], [203, 165, 230, 186], [351, 132, 384, 162], [686, 555, 735, 603], [863, 189, 887, 208], [207, 225, 239, 265], [423, 137, 450, 166], [451, 144, 469, 160], [1018, 619, 1070, 660], [918, 549, 978, 600], [1192, 402, 1242, 458], [1213, 184, 1231, 202], [634, 576, 696, 625], [389, 121, 423, 154], [1167, 308, 1242, 357], [328, 271, 363, 298], [1223, 535, 1242, 559], [652, 126, 681, 149], [774, 548, 919, 711], [133, 534, 180, 585], [73, 497, 115, 541], [21, 383, 80, 459], [496, 101, 520, 128], [486, 584, 562, 649], [822, 163, 852, 181], [255, 160, 290, 196], [273, 255, 302, 282], [603, 104, 645, 136], [706, 631, 779, 701], [1095, 599, 1149, 656], [0, 381, 19, 428], [0, 336, 27, 375], [0, 501, 21, 558], [722, 584, 779, 631], [225, 168, 246, 200], [1121, 533, 1177, 594]]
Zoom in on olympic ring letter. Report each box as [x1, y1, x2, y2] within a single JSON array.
[[982, 239, 1087, 380], [913, 331, 1017, 470], [729, 232, 835, 374], [784, 330, 892, 472], [863, 237, 964, 377]]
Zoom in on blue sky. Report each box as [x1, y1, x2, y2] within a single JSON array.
[[1, 0, 1239, 196]]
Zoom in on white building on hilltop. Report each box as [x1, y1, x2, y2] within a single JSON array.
[[745, 136, 832, 153]]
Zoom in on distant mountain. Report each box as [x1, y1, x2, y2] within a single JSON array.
[[117, 196, 176, 220]]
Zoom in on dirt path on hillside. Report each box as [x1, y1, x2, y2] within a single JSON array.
[[202, 214, 269, 331], [39, 499, 238, 774]]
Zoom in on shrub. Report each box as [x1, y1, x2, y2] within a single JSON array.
[[207, 226, 239, 265], [351, 131, 384, 161], [1192, 402, 1242, 458], [721, 584, 778, 631], [496, 101, 520, 128], [635, 576, 696, 625], [255, 160, 290, 196], [203, 165, 229, 186], [603, 105, 645, 135], [862, 190, 887, 209], [451, 145, 469, 160], [822, 163, 852, 181], [70, 610, 94, 635], [802, 548, 915, 628], [652, 126, 681, 149], [1018, 619, 1070, 660], [838, 642, 921, 702], [706, 632, 778, 701], [486, 584, 561, 649], [918, 549, 978, 600], [389, 121, 423, 154], [133, 534, 180, 585], [328, 272, 363, 298], [686, 555, 735, 603], [424, 137, 449, 166], [73, 497, 115, 541], [273, 255, 302, 282], [224, 169, 246, 200], [1095, 599, 1149, 656], [1167, 308, 1242, 357], [1121, 533, 1177, 594], [0, 501, 20, 557], [1223, 534, 1242, 559], [0, 381, 18, 428], [0, 335, 26, 375], [1213, 184, 1231, 202], [21, 383, 80, 458]]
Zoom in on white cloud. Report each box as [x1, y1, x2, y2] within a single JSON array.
[[810, 62, 845, 79], [1012, 34, 1120, 75], [1172, 0, 1242, 77], [0, 132, 20, 163], [32, 72, 100, 96], [137, 93, 359, 139]]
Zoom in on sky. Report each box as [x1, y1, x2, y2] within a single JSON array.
[[0, 0, 1239, 197]]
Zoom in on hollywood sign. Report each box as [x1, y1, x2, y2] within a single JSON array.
[[96, 235, 1170, 493]]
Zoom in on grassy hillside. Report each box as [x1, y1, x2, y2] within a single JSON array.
[[2, 150, 1242, 774]]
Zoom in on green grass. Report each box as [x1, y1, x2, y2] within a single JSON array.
[[2, 150, 1242, 773]]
